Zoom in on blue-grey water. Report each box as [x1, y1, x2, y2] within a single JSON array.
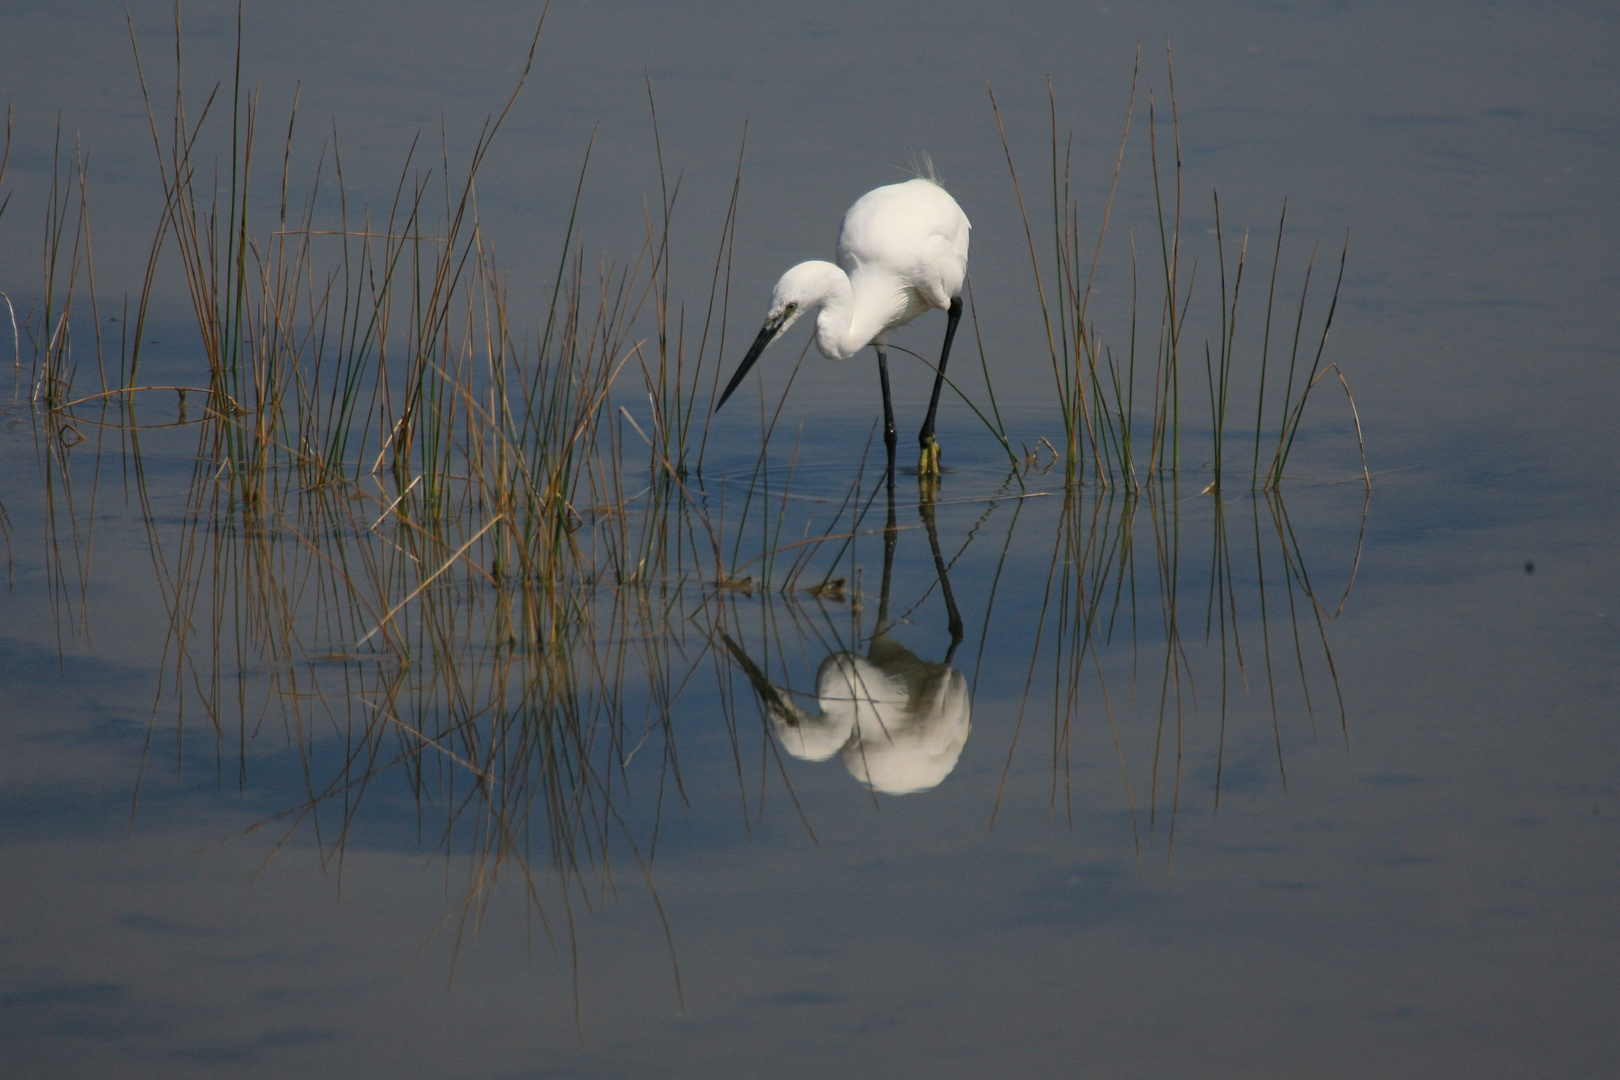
[[1, 2, 1617, 1078]]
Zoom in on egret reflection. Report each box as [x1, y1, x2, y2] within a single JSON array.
[[726, 485, 969, 795]]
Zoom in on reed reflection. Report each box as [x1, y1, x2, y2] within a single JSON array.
[[998, 475, 1366, 852]]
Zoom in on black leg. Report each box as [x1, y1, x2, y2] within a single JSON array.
[[918, 486, 964, 663], [876, 343, 898, 475], [918, 295, 963, 477], [875, 478, 898, 637]]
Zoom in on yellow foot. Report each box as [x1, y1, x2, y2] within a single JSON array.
[[917, 437, 942, 478]]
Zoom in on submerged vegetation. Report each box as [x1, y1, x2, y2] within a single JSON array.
[[2, 13, 1368, 988]]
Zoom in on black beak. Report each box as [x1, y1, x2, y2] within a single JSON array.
[[716, 313, 788, 410]]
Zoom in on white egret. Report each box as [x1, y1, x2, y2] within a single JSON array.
[[715, 176, 971, 476]]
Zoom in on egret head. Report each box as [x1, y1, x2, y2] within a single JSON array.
[[715, 261, 847, 410], [768, 260, 846, 329]]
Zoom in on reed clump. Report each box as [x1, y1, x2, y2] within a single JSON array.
[[994, 49, 1367, 494]]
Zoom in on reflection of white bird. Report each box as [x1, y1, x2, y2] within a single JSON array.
[[716, 176, 971, 476], [725, 633, 971, 795]]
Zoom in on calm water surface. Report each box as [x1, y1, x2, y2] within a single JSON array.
[[1, 2, 1616, 1078]]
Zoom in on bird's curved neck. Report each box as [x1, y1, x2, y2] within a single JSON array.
[[813, 266, 901, 361]]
